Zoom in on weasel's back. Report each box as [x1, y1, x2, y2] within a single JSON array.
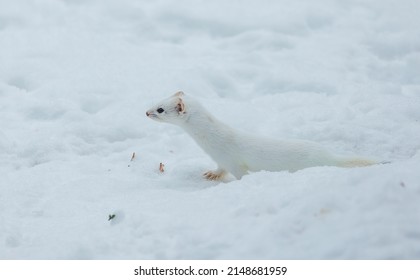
[[235, 135, 336, 172]]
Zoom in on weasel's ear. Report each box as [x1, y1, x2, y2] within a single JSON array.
[[176, 98, 186, 114], [173, 91, 184, 97]]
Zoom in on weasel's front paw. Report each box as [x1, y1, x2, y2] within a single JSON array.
[[203, 170, 226, 181]]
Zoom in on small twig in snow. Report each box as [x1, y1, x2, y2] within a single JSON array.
[[159, 162, 165, 173]]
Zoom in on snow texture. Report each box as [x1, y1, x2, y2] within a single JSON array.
[[1, 0, 420, 259]]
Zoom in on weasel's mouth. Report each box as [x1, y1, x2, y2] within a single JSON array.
[[146, 111, 159, 120], [146, 111, 155, 117]]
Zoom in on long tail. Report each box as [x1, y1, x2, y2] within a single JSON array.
[[335, 156, 379, 168]]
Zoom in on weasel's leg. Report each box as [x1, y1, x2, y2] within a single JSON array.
[[229, 166, 248, 180], [203, 168, 227, 181]]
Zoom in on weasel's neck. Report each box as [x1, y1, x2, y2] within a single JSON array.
[[179, 103, 237, 150], [183, 108, 231, 136]]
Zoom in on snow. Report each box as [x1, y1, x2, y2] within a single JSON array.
[[1, 0, 420, 259]]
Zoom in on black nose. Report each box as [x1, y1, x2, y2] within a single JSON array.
[[146, 112, 149, 116]]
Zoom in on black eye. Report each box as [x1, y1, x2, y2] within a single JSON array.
[[157, 108, 164, 114]]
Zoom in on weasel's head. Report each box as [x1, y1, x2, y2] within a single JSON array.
[[146, 91, 188, 125]]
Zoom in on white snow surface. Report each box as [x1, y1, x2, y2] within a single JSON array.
[[1, 0, 420, 259]]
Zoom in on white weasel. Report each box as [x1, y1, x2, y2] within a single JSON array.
[[146, 91, 377, 180]]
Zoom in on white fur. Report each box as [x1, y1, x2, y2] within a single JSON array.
[[146, 91, 377, 180]]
